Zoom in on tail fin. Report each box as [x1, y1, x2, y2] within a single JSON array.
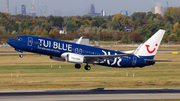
[[134, 29, 165, 59], [76, 36, 83, 44]]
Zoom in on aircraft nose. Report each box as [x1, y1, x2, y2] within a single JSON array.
[[6, 39, 14, 46]]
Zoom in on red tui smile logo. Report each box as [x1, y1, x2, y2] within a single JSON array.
[[145, 44, 158, 53]]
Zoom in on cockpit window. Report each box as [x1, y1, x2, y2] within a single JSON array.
[[18, 38, 22, 41], [14, 37, 23, 41]]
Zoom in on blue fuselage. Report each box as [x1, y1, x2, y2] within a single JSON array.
[[7, 35, 155, 68]]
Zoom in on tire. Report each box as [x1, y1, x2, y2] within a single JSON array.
[[75, 64, 81, 69], [19, 54, 23, 58], [85, 65, 91, 70]]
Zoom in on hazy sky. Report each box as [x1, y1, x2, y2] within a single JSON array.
[[0, 0, 180, 16]]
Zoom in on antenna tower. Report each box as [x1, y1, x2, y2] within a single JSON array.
[[6, 0, 9, 13], [30, 0, 43, 16]]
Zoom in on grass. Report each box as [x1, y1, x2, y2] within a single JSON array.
[[0, 53, 180, 90]]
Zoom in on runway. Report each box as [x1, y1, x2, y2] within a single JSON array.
[[0, 88, 180, 101]]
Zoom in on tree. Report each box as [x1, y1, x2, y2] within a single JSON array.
[[164, 7, 180, 24], [110, 21, 122, 31], [66, 23, 77, 32], [172, 22, 180, 41], [72, 19, 79, 27], [148, 16, 154, 24], [0, 26, 7, 35], [90, 18, 106, 27], [54, 17, 63, 27], [131, 12, 146, 22], [130, 32, 143, 42], [112, 13, 132, 25], [35, 30, 41, 36], [91, 20, 100, 27], [156, 14, 162, 20]]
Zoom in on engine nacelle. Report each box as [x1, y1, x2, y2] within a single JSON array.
[[61, 53, 84, 64], [50, 56, 65, 62]]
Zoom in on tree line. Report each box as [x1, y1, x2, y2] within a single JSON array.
[[1, 6, 180, 44]]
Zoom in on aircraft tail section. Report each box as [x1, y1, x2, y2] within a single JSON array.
[[134, 29, 165, 59]]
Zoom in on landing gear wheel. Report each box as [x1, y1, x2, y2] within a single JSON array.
[[84, 65, 91, 70], [19, 54, 23, 58], [75, 64, 81, 69]]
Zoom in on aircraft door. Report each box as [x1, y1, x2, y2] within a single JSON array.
[[28, 37, 33, 46], [132, 56, 137, 66]]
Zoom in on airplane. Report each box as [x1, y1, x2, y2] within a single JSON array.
[[6, 29, 171, 70]]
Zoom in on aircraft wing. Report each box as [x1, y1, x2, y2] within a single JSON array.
[[144, 59, 172, 62], [84, 53, 133, 62]]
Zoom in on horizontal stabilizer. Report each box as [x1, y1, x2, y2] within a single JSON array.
[[144, 59, 172, 62]]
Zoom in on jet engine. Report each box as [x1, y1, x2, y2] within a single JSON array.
[[61, 53, 84, 64], [50, 56, 65, 62]]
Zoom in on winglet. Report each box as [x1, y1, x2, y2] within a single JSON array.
[[76, 36, 83, 44]]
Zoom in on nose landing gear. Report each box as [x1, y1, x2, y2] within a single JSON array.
[[19, 54, 23, 58], [19, 51, 23, 58]]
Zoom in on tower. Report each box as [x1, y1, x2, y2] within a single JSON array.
[[29, 0, 43, 16], [22, 5, 26, 15], [155, 6, 162, 15], [101, 10, 106, 16], [6, 0, 9, 13], [88, 4, 101, 16], [90, 4, 95, 15]]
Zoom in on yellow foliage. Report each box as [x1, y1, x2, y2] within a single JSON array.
[[173, 22, 180, 29], [156, 14, 162, 20], [35, 30, 41, 36], [41, 32, 45, 36], [26, 30, 31, 35], [172, 22, 180, 34], [112, 13, 132, 25], [49, 29, 53, 35]]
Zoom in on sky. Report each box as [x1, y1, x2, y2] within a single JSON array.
[[0, 0, 180, 16]]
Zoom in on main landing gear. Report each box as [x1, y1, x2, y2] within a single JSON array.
[[74, 64, 91, 70], [84, 64, 91, 70], [75, 64, 81, 69]]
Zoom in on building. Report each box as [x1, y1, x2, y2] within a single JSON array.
[[101, 10, 106, 16], [120, 10, 128, 16], [88, 4, 101, 16], [90, 4, 95, 15], [151, 7, 155, 14], [151, 6, 162, 15], [163, 7, 168, 14], [122, 25, 133, 32], [29, 13, 36, 16], [58, 27, 67, 34], [21, 5, 26, 15], [74, 38, 89, 45], [155, 6, 162, 15]]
